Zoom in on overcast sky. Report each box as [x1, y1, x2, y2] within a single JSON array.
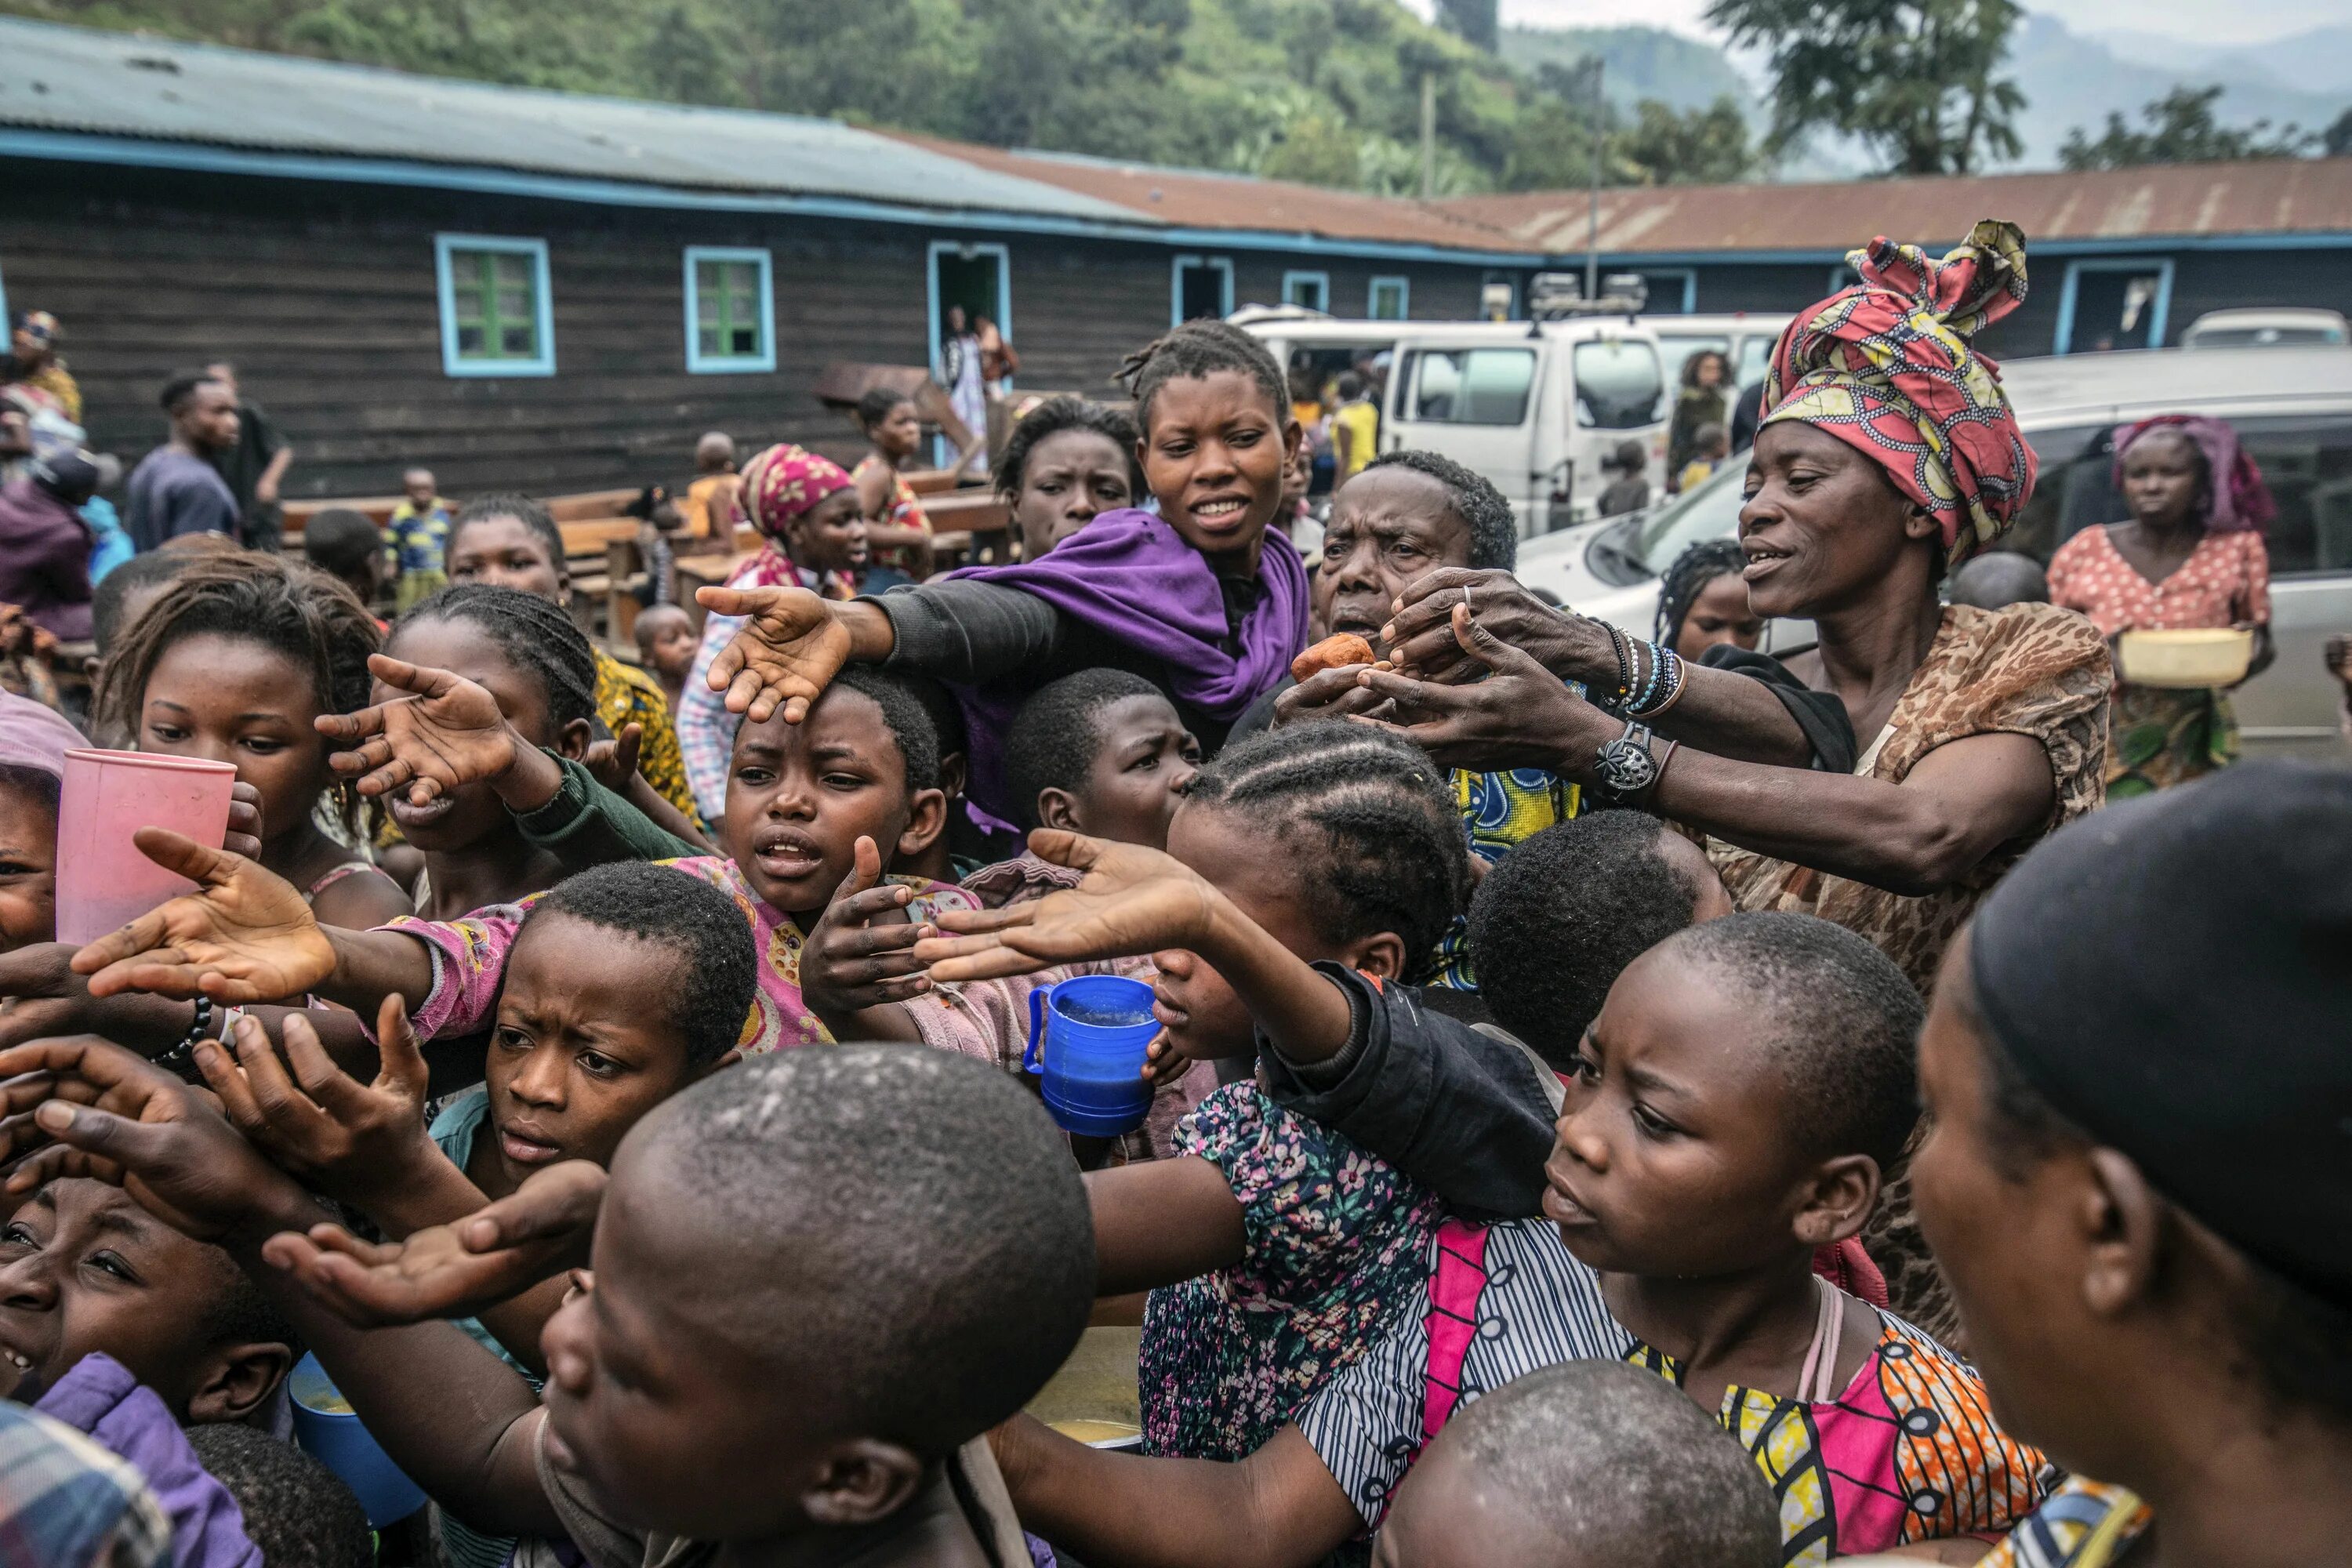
[[1494, 0, 2339, 46]]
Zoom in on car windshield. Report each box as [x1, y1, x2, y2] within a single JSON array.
[[1655, 335, 1730, 396], [1633, 459, 1749, 572], [2187, 327, 2346, 348], [1573, 339, 1664, 429]]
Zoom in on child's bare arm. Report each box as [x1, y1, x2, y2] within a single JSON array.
[[1086, 1157, 1246, 1295], [992, 1415, 1362, 1568]]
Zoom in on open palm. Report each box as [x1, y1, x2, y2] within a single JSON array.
[[71, 829, 336, 1004], [916, 831, 1221, 982], [696, 585, 853, 724], [319, 654, 517, 805]]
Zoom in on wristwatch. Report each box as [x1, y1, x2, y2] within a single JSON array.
[[1593, 720, 1661, 799]]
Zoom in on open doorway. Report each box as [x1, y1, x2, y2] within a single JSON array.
[[927, 241, 1011, 465]]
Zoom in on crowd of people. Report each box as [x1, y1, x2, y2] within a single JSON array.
[[0, 220, 2343, 1568]]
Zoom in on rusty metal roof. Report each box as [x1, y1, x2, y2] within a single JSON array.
[[1435, 159, 2352, 256]]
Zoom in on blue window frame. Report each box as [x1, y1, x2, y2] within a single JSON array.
[[1369, 275, 1410, 320], [1637, 268, 1698, 314], [434, 234, 554, 378], [683, 247, 775, 373], [1281, 270, 1330, 312], [2054, 257, 2176, 355], [1172, 256, 1234, 324]]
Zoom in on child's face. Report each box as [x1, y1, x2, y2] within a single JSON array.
[[0, 1179, 288, 1421], [786, 490, 869, 575], [485, 914, 718, 1191], [1141, 371, 1298, 563], [0, 779, 56, 952], [1046, 695, 1199, 852], [1544, 947, 1824, 1278], [448, 516, 566, 602], [1316, 466, 1474, 648], [867, 401, 923, 463], [1014, 429, 1134, 561], [382, 616, 577, 850], [720, 691, 942, 921], [1673, 573, 1765, 664], [140, 633, 332, 848], [403, 471, 437, 508], [636, 612, 699, 683]]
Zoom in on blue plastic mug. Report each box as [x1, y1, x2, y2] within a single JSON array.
[[288, 1352, 428, 1527], [1025, 974, 1159, 1138]]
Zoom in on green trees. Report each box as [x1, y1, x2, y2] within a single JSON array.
[[2060, 85, 2318, 169]]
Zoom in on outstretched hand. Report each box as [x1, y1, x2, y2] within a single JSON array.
[[801, 837, 933, 1029], [1348, 602, 1606, 775], [318, 654, 519, 806], [260, 1160, 607, 1329], [695, 585, 852, 724], [195, 996, 433, 1207], [913, 830, 1222, 984], [69, 829, 336, 1004], [1381, 569, 1595, 684]]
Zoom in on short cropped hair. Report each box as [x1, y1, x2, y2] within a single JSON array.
[[1432, 1362, 1778, 1568], [855, 386, 916, 430], [450, 492, 564, 572], [185, 1425, 372, 1568], [1670, 912, 1925, 1167], [158, 371, 226, 415], [1468, 812, 1704, 1072], [636, 1047, 1093, 1458], [1363, 448, 1517, 573], [1004, 669, 1165, 832], [824, 666, 942, 794], [991, 396, 1145, 503], [301, 509, 383, 584], [91, 553, 198, 655], [528, 862, 758, 1069]]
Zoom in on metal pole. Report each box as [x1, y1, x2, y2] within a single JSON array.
[[1585, 56, 1602, 301], [1421, 72, 1436, 201]]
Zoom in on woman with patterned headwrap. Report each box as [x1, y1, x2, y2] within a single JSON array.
[[2047, 416, 2274, 797], [673, 444, 911, 819]]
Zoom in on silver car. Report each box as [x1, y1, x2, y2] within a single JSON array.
[[1512, 346, 2352, 760]]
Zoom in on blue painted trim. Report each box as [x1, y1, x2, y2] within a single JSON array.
[[1369, 274, 1410, 320], [2053, 256, 2176, 355], [0, 132, 1541, 266], [927, 239, 1013, 384], [1281, 270, 1330, 311], [681, 246, 776, 373], [1172, 255, 1234, 325], [432, 233, 554, 378]]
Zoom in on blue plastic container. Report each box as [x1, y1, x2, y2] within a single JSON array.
[[288, 1352, 428, 1528], [1025, 974, 1159, 1137]]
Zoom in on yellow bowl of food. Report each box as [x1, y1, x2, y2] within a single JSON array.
[[2116, 627, 2256, 689]]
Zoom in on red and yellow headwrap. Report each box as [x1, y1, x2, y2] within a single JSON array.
[[739, 443, 855, 543], [1761, 219, 2036, 569]]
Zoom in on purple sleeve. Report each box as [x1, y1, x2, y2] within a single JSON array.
[[37, 1355, 262, 1568]]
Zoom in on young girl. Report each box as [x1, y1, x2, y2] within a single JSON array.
[[1653, 538, 1764, 665], [992, 395, 1143, 562], [850, 387, 935, 577], [695, 321, 1308, 823], [0, 691, 83, 953], [92, 554, 411, 929]]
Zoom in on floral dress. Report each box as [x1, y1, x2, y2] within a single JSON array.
[[1139, 1083, 1441, 1465]]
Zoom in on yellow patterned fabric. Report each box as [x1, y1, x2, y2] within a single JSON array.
[[593, 647, 701, 828], [1975, 1478, 2151, 1568], [1422, 768, 1580, 991]]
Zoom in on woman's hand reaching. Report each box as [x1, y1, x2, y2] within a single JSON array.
[[318, 654, 520, 806], [69, 829, 336, 1004], [695, 585, 854, 724], [1348, 601, 1611, 776], [914, 831, 1223, 984]]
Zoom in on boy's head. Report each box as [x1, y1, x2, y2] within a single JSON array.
[[301, 507, 385, 606], [1694, 423, 1730, 461], [401, 467, 437, 509], [1160, 721, 1470, 1060], [1468, 811, 1732, 1072], [1319, 452, 1515, 648], [633, 604, 699, 684], [695, 431, 737, 474], [720, 667, 946, 920], [0, 1178, 298, 1422], [1004, 670, 1199, 848], [184, 1425, 372, 1568], [489, 863, 757, 1188], [1947, 551, 2049, 610], [1548, 913, 1922, 1280], [1609, 438, 1646, 474], [90, 550, 196, 659], [448, 494, 568, 602], [538, 1046, 1093, 1542], [1376, 1363, 1778, 1568]]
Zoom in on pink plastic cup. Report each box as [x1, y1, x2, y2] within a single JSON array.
[[55, 749, 237, 946]]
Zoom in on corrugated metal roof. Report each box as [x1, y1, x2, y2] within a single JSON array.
[[884, 134, 1543, 252], [0, 16, 1140, 222], [1436, 160, 2352, 254]]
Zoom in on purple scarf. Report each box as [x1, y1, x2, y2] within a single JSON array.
[[947, 508, 1309, 820]]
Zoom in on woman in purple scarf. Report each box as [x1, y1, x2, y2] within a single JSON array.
[[698, 321, 1311, 822]]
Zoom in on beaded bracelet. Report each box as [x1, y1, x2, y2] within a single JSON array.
[[1630, 643, 1686, 719], [154, 995, 212, 1071], [1605, 625, 1633, 710]]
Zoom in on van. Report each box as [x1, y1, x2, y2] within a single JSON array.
[[1646, 312, 1794, 397], [1238, 311, 1671, 537], [1512, 345, 2352, 760]]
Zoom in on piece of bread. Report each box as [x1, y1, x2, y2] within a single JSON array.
[[1290, 632, 1377, 682]]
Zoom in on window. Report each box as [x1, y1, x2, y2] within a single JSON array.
[[1654, 334, 1730, 397], [684, 248, 775, 373], [1635, 269, 1697, 314], [1282, 271, 1330, 312], [434, 234, 554, 377], [1368, 276, 1410, 321], [1172, 256, 1234, 324], [1405, 348, 1536, 426], [2056, 259, 2175, 354], [1571, 338, 1664, 429]]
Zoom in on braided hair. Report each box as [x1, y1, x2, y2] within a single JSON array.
[[1185, 720, 1470, 965], [991, 396, 1145, 503], [1652, 539, 1750, 649], [393, 583, 599, 739], [1115, 318, 1289, 434], [93, 553, 383, 839]]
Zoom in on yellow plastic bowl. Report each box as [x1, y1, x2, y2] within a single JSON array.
[[2116, 627, 2255, 688]]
